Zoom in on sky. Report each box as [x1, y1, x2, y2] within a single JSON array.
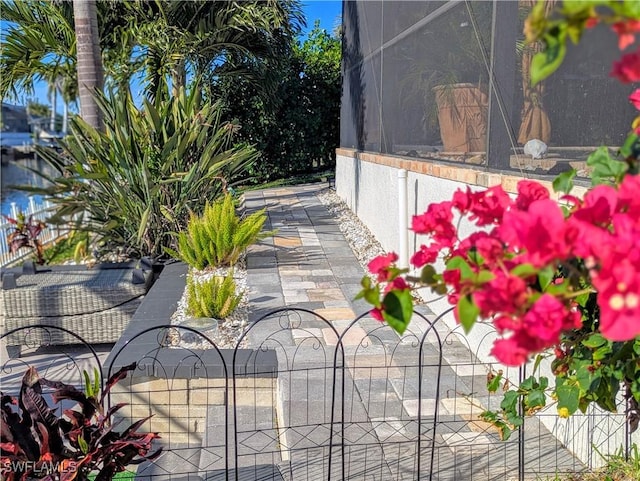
[[5, 0, 343, 113]]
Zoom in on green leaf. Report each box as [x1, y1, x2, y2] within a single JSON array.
[[530, 28, 567, 86], [577, 364, 600, 392], [520, 375, 535, 391], [137, 206, 151, 244], [93, 367, 100, 398], [446, 256, 474, 280], [511, 263, 537, 278], [525, 389, 546, 410], [620, 132, 640, 159], [538, 266, 555, 291], [556, 381, 580, 416], [500, 390, 520, 412], [83, 370, 92, 397], [586, 146, 628, 185], [381, 289, 413, 335], [487, 372, 503, 393], [364, 287, 381, 307], [538, 376, 549, 390], [420, 265, 437, 285], [474, 270, 495, 284], [594, 377, 619, 412], [498, 423, 512, 441], [361, 276, 372, 289], [593, 344, 613, 361], [433, 283, 448, 295], [575, 292, 590, 307], [457, 295, 479, 334], [552, 169, 576, 194], [560, 1, 596, 14], [533, 355, 544, 377], [78, 435, 89, 454], [581, 333, 607, 348], [622, 0, 640, 21]]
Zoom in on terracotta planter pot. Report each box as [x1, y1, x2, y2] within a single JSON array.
[[433, 83, 488, 152]]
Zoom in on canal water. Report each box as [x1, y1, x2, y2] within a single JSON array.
[[1, 155, 53, 216]]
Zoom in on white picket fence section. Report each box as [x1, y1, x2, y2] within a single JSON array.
[[0, 197, 65, 267]]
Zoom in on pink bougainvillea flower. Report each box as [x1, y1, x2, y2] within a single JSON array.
[[385, 276, 409, 293], [411, 201, 456, 244], [611, 51, 640, 83], [522, 294, 568, 343], [490, 337, 530, 366], [515, 180, 550, 211], [493, 314, 521, 333], [592, 256, 640, 340], [612, 20, 640, 50], [410, 242, 441, 267], [371, 307, 384, 322], [559, 194, 582, 208], [468, 185, 513, 226], [595, 286, 640, 341], [473, 273, 529, 317], [452, 187, 473, 213], [572, 184, 618, 226], [499, 199, 575, 268], [472, 234, 505, 265], [367, 252, 398, 281], [630, 89, 640, 110], [617, 173, 640, 213]]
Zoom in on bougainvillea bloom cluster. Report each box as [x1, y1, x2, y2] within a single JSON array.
[[367, 175, 640, 366]]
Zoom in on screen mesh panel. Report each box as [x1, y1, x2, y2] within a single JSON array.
[[341, 0, 636, 177]]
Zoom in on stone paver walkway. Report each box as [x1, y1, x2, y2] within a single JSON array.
[[245, 183, 367, 324], [238, 183, 583, 481]]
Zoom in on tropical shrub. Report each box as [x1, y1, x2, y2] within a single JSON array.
[[0, 363, 160, 481], [186, 271, 242, 319], [214, 22, 341, 183], [23, 87, 258, 259], [167, 194, 269, 269]]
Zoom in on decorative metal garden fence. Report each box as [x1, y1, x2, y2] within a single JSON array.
[[0, 309, 632, 480]]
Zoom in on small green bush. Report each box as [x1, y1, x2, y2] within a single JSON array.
[[168, 194, 268, 269], [186, 271, 242, 319]]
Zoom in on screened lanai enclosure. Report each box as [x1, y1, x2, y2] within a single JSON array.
[[341, 0, 635, 176]]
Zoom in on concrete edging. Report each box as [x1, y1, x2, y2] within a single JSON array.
[[104, 261, 277, 379]]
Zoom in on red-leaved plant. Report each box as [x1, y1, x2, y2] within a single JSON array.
[[4, 212, 47, 265], [0, 363, 161, 481]]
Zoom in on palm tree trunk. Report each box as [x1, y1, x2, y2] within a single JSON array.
[[171, 58, 186, 98], [73, 0, 104, 130]]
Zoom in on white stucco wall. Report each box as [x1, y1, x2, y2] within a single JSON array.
[[335, 152, 635, 468], [336, 153, 485, 317]]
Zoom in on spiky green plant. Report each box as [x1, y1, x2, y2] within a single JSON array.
[[186, 271, 242, 319], [18, 87, 257, 258], [168, 194, 269, 269]]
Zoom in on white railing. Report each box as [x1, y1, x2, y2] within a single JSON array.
[[0, 197, 65, 267]]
